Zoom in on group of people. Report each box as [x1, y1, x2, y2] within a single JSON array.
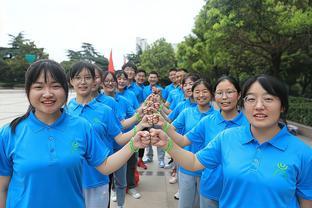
[[0, 59, 311, 208]]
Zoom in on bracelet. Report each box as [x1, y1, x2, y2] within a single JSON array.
[[135, 112, 141, 122], [164, 137, 174, 152], [133, 125, 137, 137], [162, 122, 170, 134], [129, 137, 139, 153], [159, 104, 163, 111]]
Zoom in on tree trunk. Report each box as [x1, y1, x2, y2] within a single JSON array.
[[270, 52, 282, 78]]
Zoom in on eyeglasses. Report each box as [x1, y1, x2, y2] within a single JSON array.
[[215, 90, 237, 98], [103, 80, 116, 85], [243, 95, 277, 106], [74, 76, 93, 82]]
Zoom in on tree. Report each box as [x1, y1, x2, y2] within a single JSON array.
[[66, 43, 108, 70], [140, 38, 176, 79], [176, 0, 312, 91], [1, 32, 48, 83]]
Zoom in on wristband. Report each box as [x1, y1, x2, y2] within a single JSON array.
[[159, 104, 163, 111], [129, 137, 139, 153], [162, 122, 170, 134], [164, 137, 173, 152], [133, 125, 137, 137], [135, 112, 141, 122]]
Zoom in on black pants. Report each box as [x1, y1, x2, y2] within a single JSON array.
[[138, 148, 145, 158]]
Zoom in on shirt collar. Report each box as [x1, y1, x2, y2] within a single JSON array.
[[241, 125, 289, 151], [216, 110, 245, 125], [28, 110, 67, 132], [196, 104, 214, 116], [68, 98, 97, 111]]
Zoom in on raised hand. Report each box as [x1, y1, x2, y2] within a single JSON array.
[[132, 131, 151, 149], [150, 128, 169, 148]]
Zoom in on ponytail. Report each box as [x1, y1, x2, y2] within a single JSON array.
[[10, 105, 34, 133]]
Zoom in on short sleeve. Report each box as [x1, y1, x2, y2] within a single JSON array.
[[296, 148, 312, 199], [0, 126, 13, 176], [196, 133, 222, 169], [84, 124, 111, 167], [172, 110, 186, 135], [186, 118, 206, 145], [168, 103, 182, 121], [106, 109, 122, 139]]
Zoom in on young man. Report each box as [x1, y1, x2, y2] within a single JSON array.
[[163, 68, 178, 100]]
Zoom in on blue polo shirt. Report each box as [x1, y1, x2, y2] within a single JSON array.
[[0, 111, 110, 208], [163, 83, 178, 100], [116, 88, 139, 110], [142, 84, 164, 101], [66, 98, 122, 188], [186, 111, 248, 200], [128, 82, 144, 104], [196, 125, 312, 208], [173, 106, 215, 176], [95, 92, 123, 121], [113, 94, 135, 150], [168, 99, 197, 122], [166, 87, 185, 110]]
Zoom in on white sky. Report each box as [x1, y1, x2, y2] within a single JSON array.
[[0, 0, 205, 69]]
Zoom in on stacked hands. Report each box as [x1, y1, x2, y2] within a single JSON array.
[[132, 129, 170, 150], [132, 89, 170, 150]]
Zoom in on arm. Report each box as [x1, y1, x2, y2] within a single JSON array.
[[299, 198, 312, 208], [0, 176, 10, 208], [150, 128, 204, 171], [97, 131, 150, 175], [114, 119, 150, 145]]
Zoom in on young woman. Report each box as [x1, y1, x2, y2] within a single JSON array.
[[115, 70, 139, 110], [186, 76, 248, 207], [102, 71, 143, 201], [164, 79, 215, 208], [151, 74, 312, 208], [0, 59, 150, 208]]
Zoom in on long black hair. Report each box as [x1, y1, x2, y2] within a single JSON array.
[[10, 59, 68, 133]]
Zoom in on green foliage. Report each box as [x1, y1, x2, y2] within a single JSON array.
[[140, 38, 176, 79], [66, 42, 108, 70], [176, 0, 312, 96], [0, 32, 48, 84], [288, 96, 312, 126]]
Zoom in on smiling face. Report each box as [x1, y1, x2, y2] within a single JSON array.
[[117, 73, 128, 91], [70, 68, 94, 98], [192, 83, 212, 106], [214, 80, 240, 113], [135, 71, 146, 85], [29, 71, 66, 122], [93, 69, 103, 92], [182, 77, 194, 98], [243, 81, 282, 131], [124, 66, 135, 81], [103, 73, 117, 94]]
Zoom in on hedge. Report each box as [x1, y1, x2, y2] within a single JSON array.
[[288, 96, 312, 127]]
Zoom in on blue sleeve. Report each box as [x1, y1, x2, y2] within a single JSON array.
[[84, 123, 111, 167], [186, 118, 206, 145], [162, 86, 169, 100], [106, 110, 122, 139], [296, 147, 312, 199], [196, 133, 222, 169], [0, 126, 12, 176], [132, 95, 140, 110], [172, 110, 186, 135], [167, 92, 173, 105]]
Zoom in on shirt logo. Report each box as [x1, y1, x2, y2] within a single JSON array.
[[71, 140, 79, 153], [273, 162, 288, 179], [93, 118, 101, 124]]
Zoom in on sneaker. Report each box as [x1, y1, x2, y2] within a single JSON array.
[[111, 190, 117, 202], [164, 162, 174, 169], [159, 160, 165, 168], [174, 191, 179, 200], [137, 158, 147, 169], [169, 175, 177, 184], [143, 157, 153, 163], [128, 188, 141, 199]]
